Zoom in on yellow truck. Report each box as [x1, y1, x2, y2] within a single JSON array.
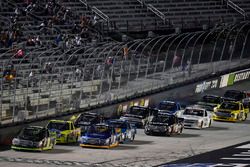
[[47, 120, 81, 144], [213, 101, 248, 122]]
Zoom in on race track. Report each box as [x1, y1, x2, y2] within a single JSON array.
[[0, 80, 249, 167]]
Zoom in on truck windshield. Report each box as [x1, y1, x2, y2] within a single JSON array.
[[88, 125, 110, 134], [220, 102, 239, 110], [158, 102, 177, 111], [129, 107, 148, 117], [108, 122, 127, 129], [47, 122, 70, 131], [77, 115, 97, 123], [224, 91, 244, 101], [202, 96, 221, 104], [152, 116, 171, 123], [183, 109, 204, 117], [18, 127, 45, 141]]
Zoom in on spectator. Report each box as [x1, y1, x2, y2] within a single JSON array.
[[55, 34, 62, 46], [3, 64, 16, 82], [75, 67, 81, 80], [123, 45, 129, 60], [75, 35, 81, 46], [26, 36, 35, 46], [14, 7, 20, 16], [172, 54, 181, 67], [39, 21, 47, 34], [35, 35, 42, 46], [92, 15, 98, 27], [15, 48, 24, 58]]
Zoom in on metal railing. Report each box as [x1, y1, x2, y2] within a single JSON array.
[[224, 0, 248, 19], [92, 6, 110, 22], [136, 0, 166, 23], [147, 4, 166, 23]]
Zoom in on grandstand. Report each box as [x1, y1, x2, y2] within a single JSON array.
[[0, 0, 250, 125]]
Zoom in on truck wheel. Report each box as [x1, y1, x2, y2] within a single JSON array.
[[178, 127, 183, 135], [166, 127, 172, 136], [75, 135, 79, 143], [242, 113, 247, 121], [208, 120, 212, 127], [199, 122, 203, 130], [131, 134, 135, 142], [66, 136, 69, 143]]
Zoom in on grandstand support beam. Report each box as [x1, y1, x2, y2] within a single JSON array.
[[223, 0, 248, 20], [219, 23, 243, 71], [228, 22, 250, 68], [197, 28, 220, 70], [210, 27, 228, 74], [147, 35, 171, 79], [240, 25, 250, 61], [188, 32, 207, 76], [132, 39, 151, 84], [97, 44, 118, 102], [154, 35, 176, 77], [75, 46, 99, 108], [126, 39, 146, 93], [136, 38, 161, 81], [180, 32, 201, 77], [115, 40, 138, 91], [172, 33, 194, 70], [105, 42, 123, 93], [162, 33, 188, 75], [136, 37, 159, 82]]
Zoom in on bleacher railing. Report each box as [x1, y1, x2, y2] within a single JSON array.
[[224, 0, 248, 19], [92, 6, 110, 22], [136, 0, 166, 23]]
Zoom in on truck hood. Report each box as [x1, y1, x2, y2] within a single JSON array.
[[84, 133, 110, 139], [182, 115, 203, 121], [150, 122, 168, 126], [217, 109, 235, 113], [197, 101, 218, 107], [77, 121, 91, 126], [120, 116, 142, 123]]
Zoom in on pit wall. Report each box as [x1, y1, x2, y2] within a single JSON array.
[[0, 67, 250, 145]]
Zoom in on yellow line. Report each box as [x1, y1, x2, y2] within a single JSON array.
[[79, 142, 119, 149]]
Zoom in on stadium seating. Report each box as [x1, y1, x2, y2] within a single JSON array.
[[0, 0, 250, 124]]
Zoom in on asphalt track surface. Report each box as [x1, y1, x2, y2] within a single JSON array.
[[0, 80, 249, 167]]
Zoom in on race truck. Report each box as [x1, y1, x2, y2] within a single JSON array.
[[144, 113, 184, 136], [223, 90, 250, 112], [106, 119, 136, 143], [120, 106, 158, 128], [72, 112, 102, 134], [157, 100, 182, 116], [47, 120, 80, 144], [197, 95, 224, 112], [213, 101, 248, 122], [12, 126, 56, 151], [79, 123, 119, 148], [180, 105, 213, 129]]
